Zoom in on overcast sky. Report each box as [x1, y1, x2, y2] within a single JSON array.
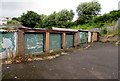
[[0, 0, 120, 21]]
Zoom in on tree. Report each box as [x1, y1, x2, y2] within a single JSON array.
[[35, 14, 47, 28], [42, 12, 56, 28], [92, 10, 120, 24], [20, 11, 41, 28], [42, 10, 74, 28], [76, 1, 101, 24], [12, 17, 21, 22], [7, 20, 20, 25], [15, 9, 74, 28], [55, 9, 74, 26], [64, 21, 77, 28]]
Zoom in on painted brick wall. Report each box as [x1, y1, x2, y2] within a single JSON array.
[[92, 32, 98, 42]]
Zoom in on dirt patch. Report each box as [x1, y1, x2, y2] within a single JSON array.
[[99, 36, 120, 45]]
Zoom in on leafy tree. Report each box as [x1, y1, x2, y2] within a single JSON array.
[[13, 10, 75, 28], [20, 11, 41, 28], [12, 17, 18, 21], [100, 27, 108, 36], [55, 9, 74, 26], [42, 12, 56, 28], [64, 22, 77, 28], [7, 20, 20, 25], [76, 1, 101, 24], [42, 10, 74, 28], [35, 14, 47, 28], [12, 17, 21, 22], [92, 10, 120, 24]]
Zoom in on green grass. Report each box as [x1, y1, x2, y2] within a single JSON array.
[[70, 24, 94, 30], [103, 21, 116, 27], [114, 25, 120, 36], [70, 21, 117, 30]]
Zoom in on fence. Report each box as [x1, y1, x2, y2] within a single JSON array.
[[0, 28, 99, 59], [91, 26, 114, 31], [91, 18, 120, 32]]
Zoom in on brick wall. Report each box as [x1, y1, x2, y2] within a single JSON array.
[[92, 32, 98, 42]]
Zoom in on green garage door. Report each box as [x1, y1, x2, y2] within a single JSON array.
[[66, 34, 74, 48], [1, 33, 16, 52], [85, 32, 88, 43], [50, 33, 62, 50], [0, 33, 2, 53], [25, 33, 44, 54], [78, 32, 88, 44]]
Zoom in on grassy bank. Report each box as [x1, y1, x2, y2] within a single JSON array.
[[70, 21, 117, 30]]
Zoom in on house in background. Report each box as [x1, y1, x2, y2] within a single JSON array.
[[0, 17, 12, 25], [0, 23, 25, 29]]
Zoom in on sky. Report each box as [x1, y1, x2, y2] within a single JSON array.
[[0, 0, 120, 21]]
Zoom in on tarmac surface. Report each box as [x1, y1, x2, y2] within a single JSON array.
[[2, 42, 118, 79]]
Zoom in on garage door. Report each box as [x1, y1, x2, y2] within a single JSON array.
[[66, 34, 74, 48], [25, 33, 44, 54], [50, 33, 62, 50]]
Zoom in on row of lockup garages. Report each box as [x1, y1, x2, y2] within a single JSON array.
[[0, 27, 99, 59]]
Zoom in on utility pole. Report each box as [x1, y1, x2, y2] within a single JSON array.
[[118, 1, 120, 10]]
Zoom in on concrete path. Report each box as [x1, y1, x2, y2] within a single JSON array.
[[2, 42, 118, 79]]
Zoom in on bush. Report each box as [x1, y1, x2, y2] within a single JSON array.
[[115, 25, 120, 36], [100, 27, 108, 36], [92, 10, 120, 24], [64, 22, 77, 28]]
